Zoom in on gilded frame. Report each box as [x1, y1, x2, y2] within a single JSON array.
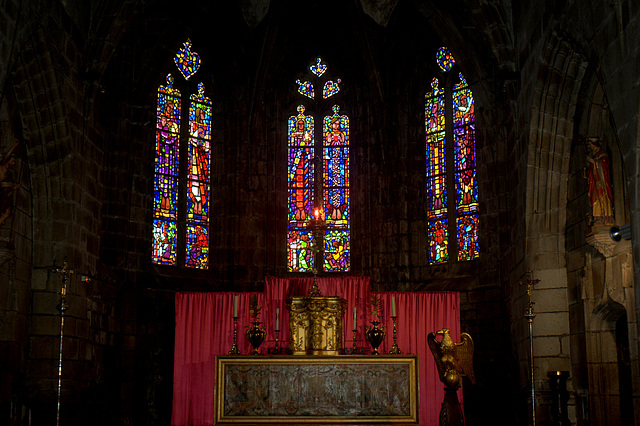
[[215, 355, 419, 425]]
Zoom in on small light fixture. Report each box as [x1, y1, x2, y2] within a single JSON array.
[[609, 223, 632, 242]]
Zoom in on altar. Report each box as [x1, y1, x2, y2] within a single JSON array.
[[171, 277, 461, 426], [215, 355, 419, 425]]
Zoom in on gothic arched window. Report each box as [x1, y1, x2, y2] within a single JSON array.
[[287, 58, 350, 272], [425, 47, 479, 264], [152, 39, 211, 269]]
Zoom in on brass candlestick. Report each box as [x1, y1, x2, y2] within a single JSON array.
[[51, 257, 77, 426], [308, 209, 327, 296], [389, 316, 401, 354], [352, 327, 357, 351], [275, 328, 280, 351], [519, 269, 540, 426], [228, 317, 240, 355]]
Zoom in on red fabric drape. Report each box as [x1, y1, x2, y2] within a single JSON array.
[[171, 280, 460, 426], [262, 276, 371, 350], [171, 291, 263, 426], [374, 291, 461, 426]]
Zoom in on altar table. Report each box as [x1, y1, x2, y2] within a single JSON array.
[[215, 355, 420, 425]]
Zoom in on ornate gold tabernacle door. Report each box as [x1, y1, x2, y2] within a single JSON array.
[[287, 295, 347, 355]]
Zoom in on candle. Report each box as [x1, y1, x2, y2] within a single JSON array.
[[353, 306, 357, 328], [391, 296, 396, 317], [233, 295, 238, 318], [276, 308, 280, 330]]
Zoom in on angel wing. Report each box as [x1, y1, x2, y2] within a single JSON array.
[[427, 331, 446, 380], [454, 332, 476, 384]]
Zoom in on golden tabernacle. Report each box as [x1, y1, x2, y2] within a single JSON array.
[[287, 295, 347, 355]]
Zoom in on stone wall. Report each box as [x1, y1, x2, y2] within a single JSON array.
[[0, 1, 639, 425]]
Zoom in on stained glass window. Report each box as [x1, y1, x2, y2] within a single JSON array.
[[153, 74, 181, 265], [174, 39, 201, 80], [288, 58, 350, 272], [153, 39, 211, 269], [436, 47, 455, 72], [186, 83, 211, 269], [323, 106, 350, 271], [425, 48, 478, 264], [287, 106, 315, 272]]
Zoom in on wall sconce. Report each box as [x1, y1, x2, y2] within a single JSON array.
[[609, 223, 631, 242]]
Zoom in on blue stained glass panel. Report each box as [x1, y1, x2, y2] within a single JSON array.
[[455, 169, 478, 214], [288, 229, 314, 272], [187, 179, 209, 224], [288, 108, 314, 147], [454, 124, 476, 171], [296, 80, 314, 99], [186, 224, 208, 269], [427, 175, 447, 219], [457, 215, 479, 261], [436, 47, 455, 72], [324, 230, 350, 272], [428, 219, 449, 264], [323, 113, 349, 147], [155, 132, 179, 176], [189, 90, 212, 140], [288, 147, 314, 225], [185, 83, 211, 268], [453, 75, 474, 128], [425, 84, 444, 135], [323, 79, 341, 99], [324, 188, 349, 228], [154, 170, 178, 220], [323, 147, 349, 187], [188, 139, 210, 182], [310, 57, 327, 76], [152, 219, 177, 265], [153, 75, 181, 266], [174, 39, 201, 80]]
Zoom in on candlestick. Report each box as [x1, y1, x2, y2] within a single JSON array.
[[519, 269, 540, 426], [276, 308, 279, 330], [389, 316, 401, 354], [233, 295, 238, 318], [228, 317, 240, 355], [353, 306, 357, 328], [352, 325, 357, 351], [391, 296, 396, 317], [51, 257, 77, 426]]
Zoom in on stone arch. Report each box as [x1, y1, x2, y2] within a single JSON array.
[[516, 31, 590, 424], [10, 26, 76, 267], [526, 32, 588, 262], [562, 32, 637, 423], [587, 297, 635, 424]]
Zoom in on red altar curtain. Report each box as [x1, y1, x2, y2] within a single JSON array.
[[262, 276, 372, 350], [171, 291, 264, 426], [171, 282, 460, 426], [373, 291, 462, 426]]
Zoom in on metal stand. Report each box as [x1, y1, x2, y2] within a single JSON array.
[[51, 257, 76, 426], [308, 209, 327, 297], [389, 316, 401, 354], [352, 327, 357, 351], [228, 317, 241, 355], [275, 328, 280, 351], [520, 269, 540, 426]]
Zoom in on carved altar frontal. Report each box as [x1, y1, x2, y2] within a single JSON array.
[[287, 295, 347, 355], [215, 355, 419, 425]]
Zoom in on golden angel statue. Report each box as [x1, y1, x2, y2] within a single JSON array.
[[428, 328, 475, 426]]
